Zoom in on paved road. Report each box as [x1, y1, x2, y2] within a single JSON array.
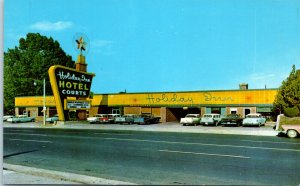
[[3, 127, 300, 185]]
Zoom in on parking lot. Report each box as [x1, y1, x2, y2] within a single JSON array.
[[3, 121, 279, 137]]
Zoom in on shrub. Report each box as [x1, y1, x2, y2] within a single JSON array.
[[278, 116, 300, 130], [284, 107, 300, 117]]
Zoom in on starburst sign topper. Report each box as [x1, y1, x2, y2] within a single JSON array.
[[76, 37, 86, 54], [73, 33, 89, 55]]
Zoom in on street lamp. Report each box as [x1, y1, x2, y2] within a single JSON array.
[[34, 78, 46, 126]]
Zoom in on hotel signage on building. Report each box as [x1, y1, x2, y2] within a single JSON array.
[[65, 100, 91, 110], [54, 66, 93, 97], [49, 65, 95, 121]]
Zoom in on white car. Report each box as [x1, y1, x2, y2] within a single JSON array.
[[3, 115, 14, 121], [87, 114, 108, 124], [200, 114, 222, 126], [46, 114, 59, 123], [242, 113, 266, 127], [108, 114, 121, 124], [180, 114, 201, 126], [7, 115, 35, 123], [115, 114, 138, 124]]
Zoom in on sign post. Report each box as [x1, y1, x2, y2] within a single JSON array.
[[43, 78, 46, 126]]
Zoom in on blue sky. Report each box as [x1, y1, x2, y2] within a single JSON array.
[[4, 0, 300, 94]]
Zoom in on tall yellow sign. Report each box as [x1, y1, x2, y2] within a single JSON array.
[[48, 65, 95, 121]]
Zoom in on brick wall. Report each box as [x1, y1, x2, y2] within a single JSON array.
[[166, 108, 178, 122], [124, 107, 141, 115]]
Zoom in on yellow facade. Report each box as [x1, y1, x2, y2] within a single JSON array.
[[15, 89, 278, 107], [15, 96, 56, 107], [104, 89, 277, 106]]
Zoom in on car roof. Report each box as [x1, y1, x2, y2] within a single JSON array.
[[247, 113, 261, 115]]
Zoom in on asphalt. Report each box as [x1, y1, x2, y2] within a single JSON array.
[[2, 121, 279, 185]]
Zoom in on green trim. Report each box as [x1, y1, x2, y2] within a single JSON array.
[[15, 95, 54, 98], [107, 104, 273, 107], [199, 104, 273, 107], [15, 105, 55, 107], [108, 104, 198, 107]]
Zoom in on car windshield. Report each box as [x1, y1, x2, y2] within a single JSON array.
[[246, 115, 259, 118], [125, 115, 135, 117], [227, 114, 239, 118], [204, 115, 212, 118], [186, 115, 196, 118]]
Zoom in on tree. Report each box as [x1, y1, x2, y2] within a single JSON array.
[[4, 33, 75, 114], [273, 65, 300, 117]]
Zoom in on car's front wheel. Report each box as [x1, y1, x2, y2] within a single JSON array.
[[287, 130, 298, 138]]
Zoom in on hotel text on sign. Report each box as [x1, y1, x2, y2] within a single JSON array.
[[54, 66, 94, 98]]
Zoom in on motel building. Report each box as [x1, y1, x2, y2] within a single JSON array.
[[14, 83, 278, 123], [12, 42, 278, 123]]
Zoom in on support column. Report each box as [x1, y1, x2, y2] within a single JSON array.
[[160, 107, 167, 123], [75, 55, 87, 72]]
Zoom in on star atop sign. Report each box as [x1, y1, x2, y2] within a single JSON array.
[[75, 37, 86, 53], [73, 33, 90, 55]]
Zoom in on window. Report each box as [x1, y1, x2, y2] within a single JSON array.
[[230, 108, 237, 114], [211, 107, 221, 114], [38, 107, 43, 116], [244, 108, 251, 116]]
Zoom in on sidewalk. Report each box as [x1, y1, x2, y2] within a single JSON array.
[[3, 121, 278, 184], [3, 164, 135, 185], [3, 168, 79, 184]]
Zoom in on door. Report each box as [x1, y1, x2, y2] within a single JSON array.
[[244, 108, 251, 117]]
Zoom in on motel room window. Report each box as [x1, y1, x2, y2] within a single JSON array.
[[211, 107, 221, 114], [38, 107, 43, 116], [230, 108, 237, 114]]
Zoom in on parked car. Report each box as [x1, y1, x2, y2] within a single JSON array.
[[220, 114, 243, 126], [87, 114, 109, 124], [200, 114, 222, 126], [242, 113, 266, 127], [281, 124, 300, 138], [115, 114, 138, 124], [134, 113, 160, 125], [3, 115, 14, 121], [107, 114, 121, 124], [46, 114, 59, 123], [7, 115, 35, 123], [180, 114, 201, 126]]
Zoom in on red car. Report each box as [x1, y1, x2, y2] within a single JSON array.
[[281, 125, 300, 138]]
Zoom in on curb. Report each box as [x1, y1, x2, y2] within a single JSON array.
[[3, 163, 136, 185]]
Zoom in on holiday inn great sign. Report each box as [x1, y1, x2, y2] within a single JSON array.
[[49, 65, 95, 121], [54, 66, 93, 97]]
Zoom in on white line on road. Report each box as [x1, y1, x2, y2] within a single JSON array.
[[4, 132, 48, 137], [159, 149, 251, 159], [103, 137, 300, 152], [8, 139, 53, 143], [94, 133, 133, 136], [240, 140, 300, 145], [5, 129, 36, 132]]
